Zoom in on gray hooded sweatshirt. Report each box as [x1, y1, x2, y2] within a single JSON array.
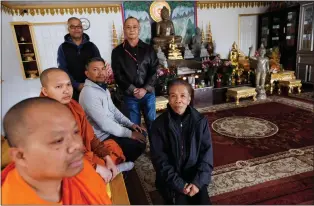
[[79, 79, 133, 142]]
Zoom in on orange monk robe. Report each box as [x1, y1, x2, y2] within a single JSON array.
[[39, 93, 125, 167], [1, 159, 112, 204]]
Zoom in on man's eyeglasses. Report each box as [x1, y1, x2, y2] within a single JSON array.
[[69, 25, 83, 30]]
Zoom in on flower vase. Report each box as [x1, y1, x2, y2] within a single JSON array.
[[162, 85, 167, 95], [210, 75, 214, 87], [216, 80, 221, 88], [228, 76, 232, 86]]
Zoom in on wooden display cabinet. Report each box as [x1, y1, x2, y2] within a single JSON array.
[[11, 22, 41, 80]]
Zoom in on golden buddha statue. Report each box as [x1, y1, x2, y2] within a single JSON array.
[[168, 37, 183, 60], [229, 42, 245, 84], [153, 6, 182, 50], [229, 41, 240, 68]]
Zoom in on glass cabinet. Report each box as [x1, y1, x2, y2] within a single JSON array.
[[299, 4, 314, 51], [285, 11, 298, 47], [296, 2, 314, 84], [260, 16, 270, 47], [258, 5, 300, 71]]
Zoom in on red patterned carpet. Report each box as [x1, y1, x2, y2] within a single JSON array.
[[131, 98, 314, 205], [205, 102, 314, 204], [207, 102, 313, 167]]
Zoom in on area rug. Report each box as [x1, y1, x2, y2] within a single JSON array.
[[288, 91, 314, 104], [134, 96, 314, 205], [211, 116, 279, 139]]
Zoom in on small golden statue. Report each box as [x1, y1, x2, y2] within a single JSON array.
[[26, 70, 39, 78], [19, 36, 26, 43], [269, 47, 281, 73], [23, 48, 35, 61], [229, 42, 240, 68], [168, 37, 183, 60], [153, 6, 182, 50]]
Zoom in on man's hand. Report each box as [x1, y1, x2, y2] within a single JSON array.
[[183, 183, 191, 195], [131, 124, 147, 133], [186, 183, 199, 197], [131, 131, 146, 143], [133, 88, 147, 99], [78, 83, 84, 92], [96, 164, 113, 183], [104, 155, 118, 180]]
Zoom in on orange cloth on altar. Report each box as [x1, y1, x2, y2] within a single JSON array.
[[39, 93, 125, 167], [1, 159, 112, 205]]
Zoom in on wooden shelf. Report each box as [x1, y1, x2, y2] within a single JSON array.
[[11, 22, 41, 80]]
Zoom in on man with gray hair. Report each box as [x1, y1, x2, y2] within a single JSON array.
[[57, 17, 100, 100]]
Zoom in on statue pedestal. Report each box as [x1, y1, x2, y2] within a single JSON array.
[[167, 59, 201, 70], [256, 88, 267, 100]]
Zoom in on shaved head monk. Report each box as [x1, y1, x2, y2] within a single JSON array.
[[1, 97, 112, 204], [39, 68, 133, 182]]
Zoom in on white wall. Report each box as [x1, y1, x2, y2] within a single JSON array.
[[197, 6, 268, 58], [1, 12, 44, 135], [1, 11, 123, 130], [13, 12, 124, 64]]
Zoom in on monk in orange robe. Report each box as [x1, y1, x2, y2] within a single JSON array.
[[39, 68, 134, 181], [1, 97, 112, 204]]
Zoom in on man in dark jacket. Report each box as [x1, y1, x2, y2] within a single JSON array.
[[150, 79, 213, 205], [111, 16, 158, 134], [57, 17, 100, 100]]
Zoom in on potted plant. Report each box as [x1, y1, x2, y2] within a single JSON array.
[[157, 66, 177, 95]]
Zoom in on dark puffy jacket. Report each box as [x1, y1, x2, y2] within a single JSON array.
[[150, 105, 214, 197], [111, 40, 158, 96], [57, 33, 100, 90]]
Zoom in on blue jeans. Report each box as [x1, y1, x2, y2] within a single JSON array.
[[124, 92, 156, 134]]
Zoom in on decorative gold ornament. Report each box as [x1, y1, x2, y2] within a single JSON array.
[[120, 27, 124, 44], [206, 22, 212, 43], [112, 22, 118, 48], [149, 1, 171, 22], [1, 2, 121, 16], [201, 28, 205, 43], [197, 1, 270, 9]]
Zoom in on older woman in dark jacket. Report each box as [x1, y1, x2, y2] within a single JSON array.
[[150, 79, 213, 205]]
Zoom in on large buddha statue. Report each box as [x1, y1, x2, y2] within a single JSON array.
[[153, 6, 182, 50]]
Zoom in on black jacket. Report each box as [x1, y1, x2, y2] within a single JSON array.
[[150, 105, 214, 195], [111, 40, 158, 96], [57, 33, 100, 90]]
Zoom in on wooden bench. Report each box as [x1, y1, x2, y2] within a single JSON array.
[[1, 136, 130, 205], [278, 79, 302, 95], [226, 86, 257, 105]]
